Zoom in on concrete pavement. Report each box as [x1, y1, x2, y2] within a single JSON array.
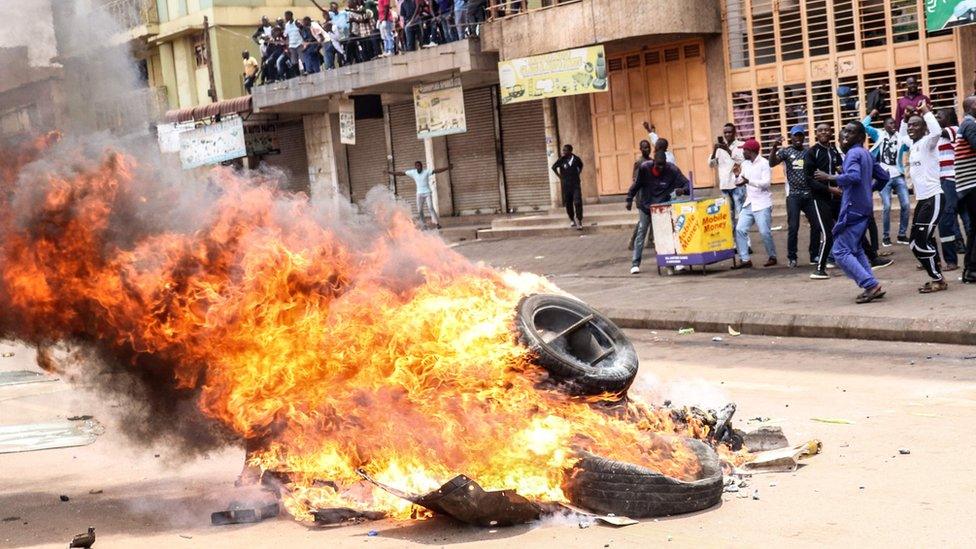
[[455, 222, 976, 345]]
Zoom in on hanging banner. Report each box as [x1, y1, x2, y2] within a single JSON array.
[[338, 99, 356, 145], [925, 0, 976, 31], [413, 76, 467, 139], [244, 122, 281, 156], [498, 45, 609, 105], [178, 116, 247, 170], [156, 121, 195, 153]]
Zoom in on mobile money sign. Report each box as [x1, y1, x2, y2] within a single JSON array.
[[413, 77, 467, 139], [925, 0, 976, 31], [498, 45, 609, 105]]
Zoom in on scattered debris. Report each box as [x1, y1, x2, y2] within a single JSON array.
[[0, 419, 105, 454], [810, 417, 854, 425], [1, 351, 15, 357], [311, 508, 385, 526], [710, 403, 737, 443], [66, 415, 94, 421], [723, 484, 740, 493], [534, 256, 545, 260], [88, 489, 103, 495], [727, 326, 741, 336], [2, 516, 21, 522], [60, 495, 70, 502], [738, 440, 822, 474], [210, 502, 279, 526], [747, 416, 771, 423], [899, 448, 911, 455], [578, 518, 592, 529], [179, 534, 193, 540], [367, 530, 378, 537], [677, 328, 695, 335], [711, 336, 723, 342], [595, 515, 638, 527], [69, 527, 95, 548], [743, 426, 790, 452], [751, 490, 760, 500], [769, 482, 777, 487]]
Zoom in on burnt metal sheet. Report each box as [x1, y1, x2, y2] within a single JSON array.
[[357, 469, 542, 527], [0, 419, 104, 454], [0, 370, 57, 386], [211, 502, 279, 526]]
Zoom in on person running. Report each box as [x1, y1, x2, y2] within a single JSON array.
[[730, 139, 777, 269], [625, 150, 690, 274], [710, 124, 746, 224], [769, 125, 818, 268], [551, 144, 585, 230], [628, 139, 654, 252], [864, 109, 910, 246], [388, 161, 451, 229], [956, 95, 976, 284], [901, 102, 949, 293], [935, 108, 960, 271], [804, 123, 844, 278], [814, 122, 890, 303]]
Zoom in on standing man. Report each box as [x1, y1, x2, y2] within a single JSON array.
[[552, 144, 585, 230], [388, 161, 451, 229], [299, 17, 323, 75], [864, 109, 910, 246], [935, 108, 960, 270], [242, 50, 260, 94], [955, 95, 976, 284], [283, 11, 304, 78], [814, 122, 889, 303], [895, 76, 931, 125], [770, 125, 818, 268], [804, 123, 844, 278], [901, 103, 948, 293], [730, 139, 778, 269], [625, 151, 690, 274], [628, 139, 654, 252], [709, 123, 746, 224]]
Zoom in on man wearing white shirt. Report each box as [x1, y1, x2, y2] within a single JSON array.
[[283, 11, 304, 78], [710, 123, 746, 224], [731, 138, 777, 269]]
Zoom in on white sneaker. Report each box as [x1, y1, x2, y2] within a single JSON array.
[[630, 266, 640, 274]]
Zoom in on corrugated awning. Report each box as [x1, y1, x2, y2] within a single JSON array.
[[163, 95, 252, 123]]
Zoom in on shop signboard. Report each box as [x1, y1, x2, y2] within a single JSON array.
[[178, 116, 246, 170], [413, 77, 466, 139], [498, 45, 609, 105], [925, 0, 976, 31]]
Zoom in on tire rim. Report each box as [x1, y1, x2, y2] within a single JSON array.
[[529, 304, 617, 368]]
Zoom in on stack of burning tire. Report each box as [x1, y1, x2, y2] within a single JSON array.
[[515, 294, 723, 518]]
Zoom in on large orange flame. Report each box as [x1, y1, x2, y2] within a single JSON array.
[[0, 138, 708, 520]]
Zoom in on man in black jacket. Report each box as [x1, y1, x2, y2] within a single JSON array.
[[552, 144, 585, 229], [625, 151, 690, 274], [804, 123, 844, 278]]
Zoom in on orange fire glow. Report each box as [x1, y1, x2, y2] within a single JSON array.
[[0, 137, 710, 520]]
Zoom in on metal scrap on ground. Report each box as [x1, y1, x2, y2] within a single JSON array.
[[0, 418, 104, 454], [0, 370, 58, 387]]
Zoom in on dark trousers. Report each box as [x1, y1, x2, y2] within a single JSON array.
[[863, 216, 879, 262], [404, 24, 420, 51], [301, 43, 321, 74], [911, 194, 944, 281], [786, 193, 823, 262], [938, 179, 959, 266], [562, 180, 583, 224], [959, 190, 976, 278], [244, 75, 256, 94]]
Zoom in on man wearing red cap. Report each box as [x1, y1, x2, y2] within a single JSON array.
[[731, 138, 777, 269]]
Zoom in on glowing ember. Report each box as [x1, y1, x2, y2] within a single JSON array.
[[0, 136, 708, 521]]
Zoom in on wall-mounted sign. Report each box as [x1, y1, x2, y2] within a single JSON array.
[[339, 99, 356, 145], [498, 45, 609, 105], [244, 122, 281, 156], [156, 121, 195, 153], [413, 76, 467, 139], [178, 116, 246, 170], [925, 0, 976, 31]]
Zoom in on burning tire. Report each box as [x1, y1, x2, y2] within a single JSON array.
[[562, 438, 723, 518], [516, 294, 638, 395]]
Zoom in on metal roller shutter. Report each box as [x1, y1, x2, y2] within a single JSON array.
[[347, 117, 388, 205], [500, 101, 549, 212], [389, 102, 426, 215], [261, 121, 309, 194], [447, 87, 502, 215]]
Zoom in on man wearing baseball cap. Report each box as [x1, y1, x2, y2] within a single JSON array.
[[731, 138, 777, 269]]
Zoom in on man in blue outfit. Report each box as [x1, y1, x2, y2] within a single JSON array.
[[814, 122, 890, 303]]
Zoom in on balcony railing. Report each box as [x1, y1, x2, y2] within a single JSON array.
[[487, 0, 581, 20], [99, 0, 159, 30]]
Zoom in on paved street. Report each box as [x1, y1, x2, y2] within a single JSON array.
[[3, 333, 975, 548], [454, 221, 976, 344]]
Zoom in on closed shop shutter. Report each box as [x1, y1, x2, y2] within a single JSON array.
[[261, 121, 309, 194], [500, 101, 549, 212], [347, 117, 389, 205], [447, 87, 501, 215], [389, 102, 426, 215]]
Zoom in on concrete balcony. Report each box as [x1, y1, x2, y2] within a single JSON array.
[[481, 0, 722, 60], [252, 38, 499, 114], [100, 0, 159, 42]]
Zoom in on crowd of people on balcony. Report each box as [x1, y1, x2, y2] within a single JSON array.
[[244, 0, 496, 91]]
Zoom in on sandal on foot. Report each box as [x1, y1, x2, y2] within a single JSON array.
[[855, 286, 886, 304]]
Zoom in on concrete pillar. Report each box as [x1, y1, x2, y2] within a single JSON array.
[[542, 98, 562, 209], [158, 41, 179, 110], [303, 113, 347, 205], [424, 136, 454, 217], [957, 25, 976, 99]]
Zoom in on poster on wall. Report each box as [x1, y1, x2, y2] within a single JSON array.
[[244, 122, 281, 156], [498, 45, 609, 105], [925, 0, 976, 31], [338, 99, 356, 145], [178, 116, 247, 170], [413, 76, 467, 139], [156, 121, 195, 153]]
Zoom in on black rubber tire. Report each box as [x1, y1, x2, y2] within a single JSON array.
[[515, 294, 638, 395], [562, 437, 724, 518]]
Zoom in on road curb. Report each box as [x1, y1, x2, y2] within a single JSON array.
[[603, 307, 976, 346]]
